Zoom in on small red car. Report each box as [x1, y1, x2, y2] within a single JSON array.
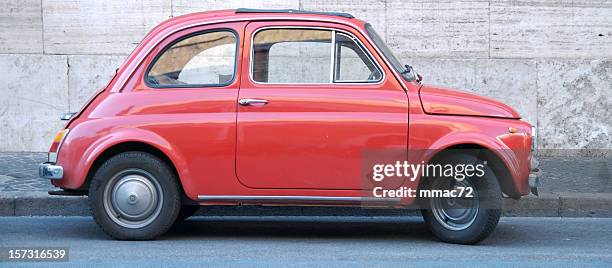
[[39, 9, 538, 244]]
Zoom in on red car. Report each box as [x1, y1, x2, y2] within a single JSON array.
[[39, 9, 539, 244]]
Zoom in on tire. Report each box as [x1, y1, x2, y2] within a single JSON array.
[[421, 153, 502, 245], [88, 151, 181, 240], [176, 205, 200, 221]]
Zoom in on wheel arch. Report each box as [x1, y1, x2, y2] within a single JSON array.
[[84, 142, 172, 187], [421, 143, 521, 199], [81, 140, 197, 203]]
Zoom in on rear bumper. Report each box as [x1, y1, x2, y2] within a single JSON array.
[[529, 156, 540, 196], [39, 162, 63, 180]]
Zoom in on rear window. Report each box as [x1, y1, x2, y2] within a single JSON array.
[[146, 30, 238, 88]]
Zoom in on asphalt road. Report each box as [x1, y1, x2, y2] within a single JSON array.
[[1, 216, 611, 267]]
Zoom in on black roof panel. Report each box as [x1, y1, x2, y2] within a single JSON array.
[[235, 8, 355, 19]]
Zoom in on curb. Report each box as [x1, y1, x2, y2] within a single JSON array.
[[1, 192, 611, 217]]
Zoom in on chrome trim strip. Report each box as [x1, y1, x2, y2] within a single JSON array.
[[113, 16, 407, 93], [329, 29, 336, 83], [197, 195, 401, 203]]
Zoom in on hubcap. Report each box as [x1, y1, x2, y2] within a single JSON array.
[[103, 169, 163, 229], [430, 178, 479, 231]]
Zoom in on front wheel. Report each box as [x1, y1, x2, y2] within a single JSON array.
[[88, 151, 181, 240], [421, 154, 502, 244]]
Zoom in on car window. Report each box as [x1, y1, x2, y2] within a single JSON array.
[[252, 29, 332, 83], [334, 33, 382, 82], [251, 28, 382, 84], [146, 30, 237, 87]]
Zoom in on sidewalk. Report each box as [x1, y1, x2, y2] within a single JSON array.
[[1, 152, 611, 217]]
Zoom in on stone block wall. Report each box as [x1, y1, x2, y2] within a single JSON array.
[[0, 0, 610, 153]]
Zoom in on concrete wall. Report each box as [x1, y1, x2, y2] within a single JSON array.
[[0, 0, 610, 153]]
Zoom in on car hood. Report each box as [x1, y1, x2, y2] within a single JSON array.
[[418, 85, 521, 119]]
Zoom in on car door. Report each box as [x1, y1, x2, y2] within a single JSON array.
[[236, 21, 408, 190], [127, 22, 246, 197]]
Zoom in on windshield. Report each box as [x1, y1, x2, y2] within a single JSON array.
[[364, 23, 415, 81]]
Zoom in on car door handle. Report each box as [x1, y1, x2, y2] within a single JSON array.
[[238, 98, 269, 106]]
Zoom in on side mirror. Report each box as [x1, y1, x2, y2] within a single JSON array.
[[416, 72, 423, 83], [403, 64, 423, 83]]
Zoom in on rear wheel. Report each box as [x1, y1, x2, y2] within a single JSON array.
[[89, 151, 181, 240], [421, 153, 502, 244]]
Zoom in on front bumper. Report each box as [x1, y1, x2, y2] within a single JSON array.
[[39, 162, 63, 180], [529, 156, 540, 196]]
